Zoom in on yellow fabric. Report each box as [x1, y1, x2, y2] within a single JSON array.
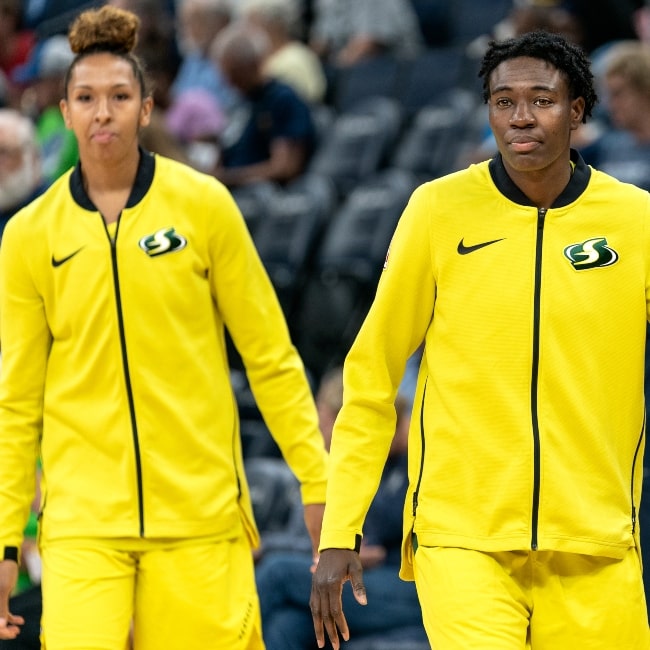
[[40, 535, 265, 650], [318, 158, 650, 575], [0, 153, 327, 552], [413, 545, 650, 649]]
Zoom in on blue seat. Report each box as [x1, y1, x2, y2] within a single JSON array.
[[252, 175, 335, 318], [395, 45, 466, 117], [449, 0, 512, 46], [330, 54, 403, 113], [309, 96, 405, 198], [293, 168, 418, 379], [392, 88, 478, 181]]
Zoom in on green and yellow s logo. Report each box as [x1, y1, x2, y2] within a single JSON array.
[[563, 237, 618, 270], [139, 227, 187, 257]]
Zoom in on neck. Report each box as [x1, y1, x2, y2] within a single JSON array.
[[81, 149, 140, 195], [503, 156, 573, 209]]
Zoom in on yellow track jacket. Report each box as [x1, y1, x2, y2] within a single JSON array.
[[0, 151, 327, 550], [319, 151, 650, 579]]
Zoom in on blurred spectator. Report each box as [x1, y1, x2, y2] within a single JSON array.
[[635, 0, 650, 41], [0, 108, 46, 241], [12, 35, 78, 185], [255, 373, 424, 650], [308, 0, 424, 67], [210, 23, 317, 187], [0, 0, 35, 108], [466, 1, 586, 60], [241, 0, 327, 103], [165, 88, 226, 172], [470, 0, 641, 56], [172, 0, 239, 114], [580, 41, 650, 191]]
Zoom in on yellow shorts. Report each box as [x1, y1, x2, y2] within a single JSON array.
[[414, 545, 650, 650], [40, 535, 264, 650]]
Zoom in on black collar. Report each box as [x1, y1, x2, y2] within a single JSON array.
[[69, 147, 156, 211], [488, 148, 590, 208]]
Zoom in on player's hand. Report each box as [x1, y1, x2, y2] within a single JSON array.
[[0, 560, 23, 640], [310, 548, 366, 649]]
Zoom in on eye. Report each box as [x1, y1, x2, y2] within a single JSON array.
[[494, 97, 512, 108], [75, 93, 92, 102], [115, 92, 131, 101], [535, 97, 553, 107]]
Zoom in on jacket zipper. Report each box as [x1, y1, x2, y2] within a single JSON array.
[[412, 379, 428, 515], [530, 207, 546, 550], [105, 216, 146, 536], [631, 414, 645, 534]]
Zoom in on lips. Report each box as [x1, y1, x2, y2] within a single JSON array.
[[92, 131, 115, 143], [509, 136, 540, 153]]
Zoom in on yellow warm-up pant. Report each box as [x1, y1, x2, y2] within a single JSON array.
[[414, 545, 650, 650], [39, 535, 265, 650]]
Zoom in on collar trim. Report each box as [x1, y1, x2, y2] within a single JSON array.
[[69, 148, 156, 212], [488, 149, 590, 208]]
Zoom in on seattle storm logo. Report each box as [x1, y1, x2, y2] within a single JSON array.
[[139, 227, 187, 257], [563, 237, 618, 270]]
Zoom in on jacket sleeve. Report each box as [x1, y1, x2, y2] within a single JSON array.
[[0, 215, 48, 550], [207, 181, 328, 505], [318, 183, 436, 551]]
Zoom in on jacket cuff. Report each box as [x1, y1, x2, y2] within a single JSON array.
[[318, 530, 362, 553], [2, 546, 19, 563]]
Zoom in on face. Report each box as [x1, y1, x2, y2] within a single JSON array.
[[0, 125, 40, 211], [605, 73, 646, 131], [217, 52, 258, 95], [60, 53, 153, 165], [179, 2, 228, 54], [487, 57, 584, 177]]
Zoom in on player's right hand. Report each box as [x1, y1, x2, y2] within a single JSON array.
[[0, 560, 23, 640]]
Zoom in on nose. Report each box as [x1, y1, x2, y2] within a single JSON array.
[[94, 97, 111, 122], [510, 100, 535, 127]]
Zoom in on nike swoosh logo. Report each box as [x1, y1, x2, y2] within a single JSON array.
[[457, 238, 505, 255], [51, 247, 84, 267]]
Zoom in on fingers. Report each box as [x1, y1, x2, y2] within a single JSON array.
[[0, 612, 24, 640], [327, 587, 350, 646], [350, 569, 367, 606], [310, 589, 348, 650], [309, 588, 326, 648]]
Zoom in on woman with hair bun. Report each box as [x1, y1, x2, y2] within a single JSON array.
[[0, 5, 327, 650]]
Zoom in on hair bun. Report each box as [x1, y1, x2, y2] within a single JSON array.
[[68, 5, 140, 55]]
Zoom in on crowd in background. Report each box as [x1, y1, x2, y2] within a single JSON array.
[[2, 1, 650, 648]]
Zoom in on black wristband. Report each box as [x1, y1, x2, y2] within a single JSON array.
[[2, 546, 18, 562]]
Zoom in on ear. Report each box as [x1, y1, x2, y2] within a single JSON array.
[[139, 95, 154, 129], [570, 96, 585, 131], [59, 98, 72, 129]]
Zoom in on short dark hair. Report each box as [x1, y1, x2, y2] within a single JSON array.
[[478, 30, 597, 123]]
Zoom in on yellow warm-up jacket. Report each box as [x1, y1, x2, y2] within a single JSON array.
[[0, 151, 327, 551], [318, 151, 650, 579]]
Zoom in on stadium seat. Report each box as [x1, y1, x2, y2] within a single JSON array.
[[244, 457, 300, 534], [308, 96, 405, 198], [392, 88, 478, 181], [252, 176, 335, 318], [395, 45, 467, 117], [330, 54, 403, 113], [293, 168, 419, 380]]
